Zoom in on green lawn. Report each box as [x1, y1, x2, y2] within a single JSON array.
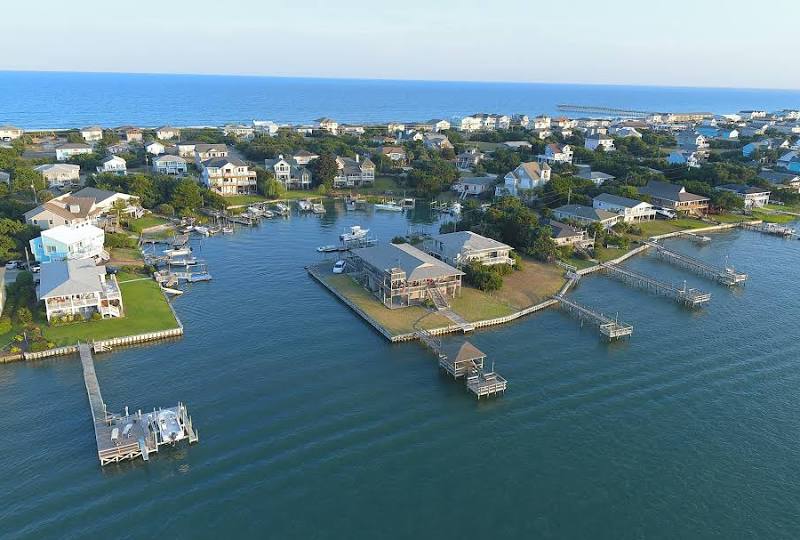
[[492, 258, 567, 309], [224, 194, 269, 206], [128, 215, 169, 233], [323, 274, 450, 335], [449, 287, 517, 322], [750, 210, 797, 223], [635, 218, 709, 238], [42, 274, 179, 347]]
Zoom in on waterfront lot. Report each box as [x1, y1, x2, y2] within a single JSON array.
[[41, 273, 179, 347]]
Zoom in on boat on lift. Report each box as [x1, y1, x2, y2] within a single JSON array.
[[340, 225, 369, 243], [311, 203, 326, 214], [297, 200, 312, 211], [274, 202, 290, 216], [374, 201, 403, 212]]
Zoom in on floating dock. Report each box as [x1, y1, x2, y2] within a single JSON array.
[[417, 332, 507, 399], [554, 295, 633, 340], [79, 343, 198, 466], [600, 263, 711, 307], [646, 241, 746, 286]]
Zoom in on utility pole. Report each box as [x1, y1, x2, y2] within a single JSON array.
[[567, 187, 571, 205], [31, 184, 38, 204]]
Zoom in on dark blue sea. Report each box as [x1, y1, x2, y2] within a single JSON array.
[[1, 203, 800, 539], [1, 71, 799, 128]]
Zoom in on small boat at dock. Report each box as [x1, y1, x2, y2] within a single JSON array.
[[374, 201, 403, 212], [160, 286, 184, 296], [274, 203, 290, 216], [193, 225, 210, 236], [311, 203, 326, 214], [163, 247, 192, 257], [298, 200, 312, 212], [340, 225, 369, 243], [317, 245, 344, 253], [222, 225, 234, 234]]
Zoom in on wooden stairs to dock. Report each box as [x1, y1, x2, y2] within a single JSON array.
[[426, 285, 451, 311]]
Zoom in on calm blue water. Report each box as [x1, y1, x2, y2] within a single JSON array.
[[0, 204, 799, 539], [1, 71, 800, 128]]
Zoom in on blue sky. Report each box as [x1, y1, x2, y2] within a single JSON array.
[[3, 0, 798, 89]]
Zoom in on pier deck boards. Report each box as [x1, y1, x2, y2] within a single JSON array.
[[600, 263, 711, 307], [646, 241, 746, 286], [554, 296, 633, 340], [78, 343, 198, 466]]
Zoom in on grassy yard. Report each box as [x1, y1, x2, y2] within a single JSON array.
[[323, 274, 451, 335], [634, 218, 709, 238], [108, 248, 144, 267], [449, 287, 517, 322], [492, 258, 567, 309], [224, 194, 269, 207], [751, 210, 797, 223], [128, 215, 170, 233], [42, 274, 179, 347]]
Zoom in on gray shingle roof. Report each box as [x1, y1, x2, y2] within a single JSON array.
[[352, 243, 463, 281], [38, 259, 108, 299]]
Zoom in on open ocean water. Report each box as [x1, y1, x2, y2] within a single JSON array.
[[1, 71, 800, 128], [0, 203, 799, 539]]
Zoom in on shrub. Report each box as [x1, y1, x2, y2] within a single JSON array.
[[391, 236, 407, 244], [105, 232, 137, 249], [464, 262, 503, 291], [91, 312, 102, 321], [0, 317, 11, 334], [157, 203, 175, 216], [15, 307, 32, 325]]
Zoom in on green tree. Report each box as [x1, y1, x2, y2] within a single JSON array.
[[171, 179, 203, 213], [309, 153, 338, 188]]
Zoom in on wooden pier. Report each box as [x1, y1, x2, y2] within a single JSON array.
[[554, 295, 633, 340], [740, 222, 796, 238], [600, 263, 711, 307], [78, 343, 198, 466], [646, 241, 747, 286], [417, 332, 507, 399]]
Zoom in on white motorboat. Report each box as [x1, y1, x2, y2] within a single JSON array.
[[193, 225, 210, 236], [157, 409, 184, 443], [311, 203, 326, 214], [340, 225, 369, 242], [274, 203, 290, 216], [317, 245, 341, 253], [297, 200, 312, 211], [374, 201, 403, 212], [163, 247, 192, 257], [222, 225, 234, 234]]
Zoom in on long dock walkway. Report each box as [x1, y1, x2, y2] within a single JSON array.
[[78, 343, 198, 466], [554, 296, 633, 340], [646, 241, 747, 286], [600, 263, 711, 307], [417, 332, 507, 399]]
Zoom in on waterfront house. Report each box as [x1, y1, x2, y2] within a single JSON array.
[[201, 157, 257, 196], [56, 142, 92, 161], [667, 150, 701, 168], [593, 193, 655, 222], [24, 195, 102, 229], [575, 164, 615, 186], [676, 131, 708, 151], [553, 204, 622, 229], [107, 142, 130, 155], [422, 133, 454, 151], [38, 259, 123, 322], [609, 126, 643, 138], [458, 115, 486, 132], [638, 180, 709, 214], [35, 163, 80, 188], [423, 231, 514, 268], [349, 243, 464, 309], [511, 114, 530, 128], [496, 161, 551, 197], [333, 155, 375, 188], [379, 146, 408, 164], [452, 176, 497, 196], [547, 220, 587, 246], [80, 126, 103, 142], [72, 186, 140, 213], [223, 124, 256, 139], [30, 224, 106, 263], [292, 150, 319, 166], [314, 118, 339, 135], [117, 127, 143, 142], [0, 125, 23, 141], [145, 141, 165, 155], [264, 154, 312, 190], [456, 148, 484, 170], [152, 154, 188, 175], [758, 170, 800, 192], [156, 126, 180, 140], [176, 142, 197, 157], [194, 143, 228, 165], [96, 155, 127, 175], [585, 133, 615, 152], [716, 184, 771, 209], [538, 143, 573, 164]]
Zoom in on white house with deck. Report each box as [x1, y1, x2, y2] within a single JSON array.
[[593, 193, 656, 222], [152, 154, 188, 175], [96, 155, 127, 175], [56, 143, 92, 161], [497, 162, 551, 197], [38, 259, 123, 322], [423, 231, 514, 268], [35, 164, 81, 188]]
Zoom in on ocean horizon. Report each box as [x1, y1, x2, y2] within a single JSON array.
[[2, 70, 799, 129]]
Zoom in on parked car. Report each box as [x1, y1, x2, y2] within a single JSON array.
[[4, 260, 21, 270], [332, 260, 347, 274], [29, 263, 41, 273]]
